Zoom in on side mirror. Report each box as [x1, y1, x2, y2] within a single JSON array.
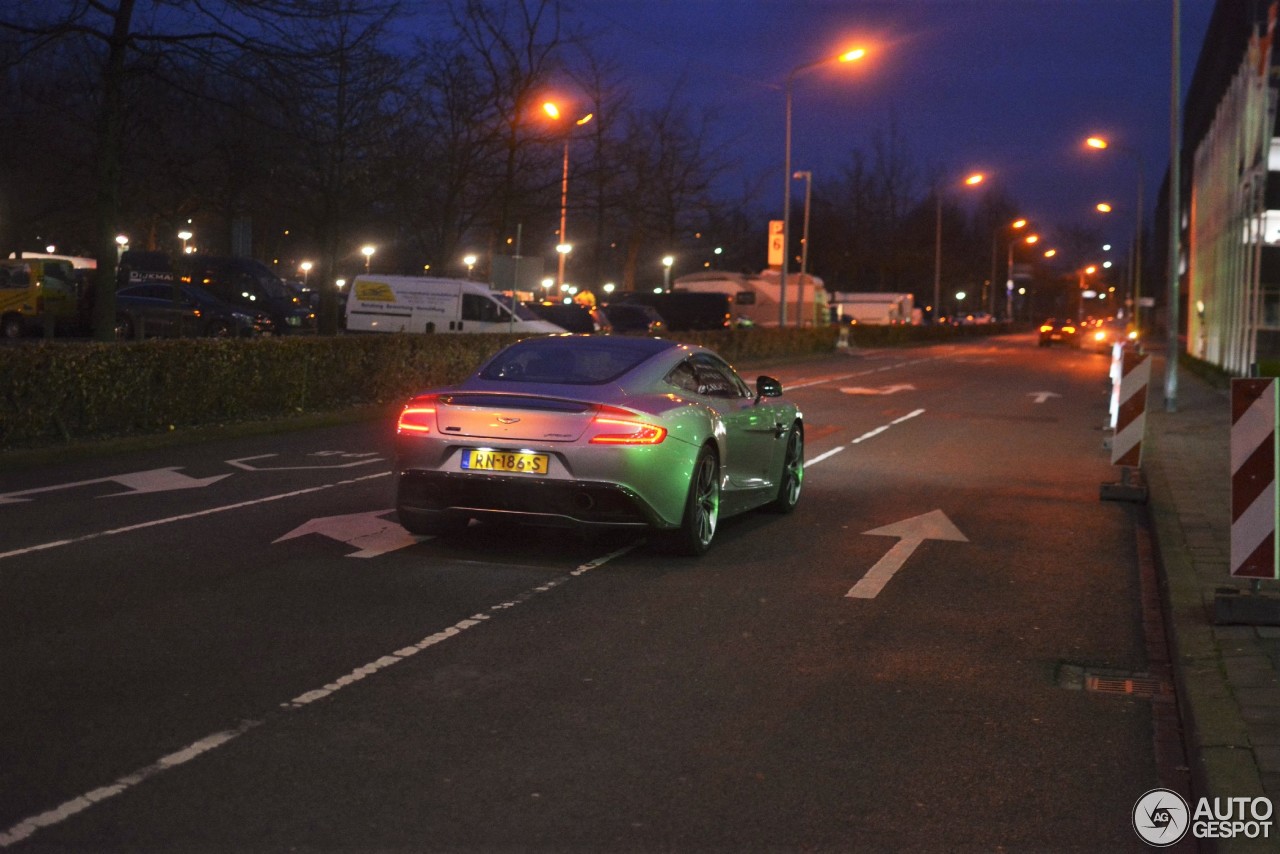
[[756, 375, 783, 400]]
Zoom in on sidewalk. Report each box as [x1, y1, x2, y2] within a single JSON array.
[[1142, 351, 1280, 850]]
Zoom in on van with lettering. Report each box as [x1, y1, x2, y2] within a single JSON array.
[[0, 257, 81, 338], [344, 275, 565, 334]]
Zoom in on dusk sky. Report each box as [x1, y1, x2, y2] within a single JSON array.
[[573, 0, 1217, 257]]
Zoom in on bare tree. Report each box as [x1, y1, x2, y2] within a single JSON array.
[[0, 0, 395, 339]]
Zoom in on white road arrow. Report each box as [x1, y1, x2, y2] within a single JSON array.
[[845, 509, 968, 599], [1028, 391, 1062, 404], [839, 383, 917, 396], [0, 467, 231, 505], [273, 510, 425, 558]]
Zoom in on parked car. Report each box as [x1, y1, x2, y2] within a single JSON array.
[[524, 300, 598, 333], [597, 302, 666, 336], [393, 335, 803, 555], [1038, 318, 1080, 347], [178, 255, 316, 334], [114, 282, 271, 339]]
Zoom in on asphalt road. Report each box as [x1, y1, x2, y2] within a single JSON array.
[[1, 332, 1163, 851]]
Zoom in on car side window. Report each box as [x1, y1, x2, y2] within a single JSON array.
[[664, 361, 700, 394], [689, 354, 748, 398]]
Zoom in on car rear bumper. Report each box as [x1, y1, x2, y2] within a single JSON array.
[[395, 470, 665, 530]]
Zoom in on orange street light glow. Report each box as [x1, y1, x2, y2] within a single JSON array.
[[1012, 219, 1027, 229], [1086, 136, 1108, 150], [543, 102, 560, 119], [1025, 234, 1040, 244], [964, 173, 985, 186], [1044, 249, 1057, 258], [1096, 202, 1113, 213], [839, 47, 868, 63]]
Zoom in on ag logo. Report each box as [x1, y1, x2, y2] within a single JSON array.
[[1133, 788, 1190, 846]]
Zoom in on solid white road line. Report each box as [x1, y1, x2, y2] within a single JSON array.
[[0, 542, 640, 848]]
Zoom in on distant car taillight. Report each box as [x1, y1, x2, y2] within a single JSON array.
[[589, 405, 667, 445], [1039, 324, 1053, 333], [397, 395, 439, 435]]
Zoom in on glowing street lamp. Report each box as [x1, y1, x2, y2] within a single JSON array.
[[991, 217, 1027, 319], [662, 255, 674, 290], [933, 171, 985, 323], [463, 253, 477, 279], [361, 244, 375, 273], [1085, 134, 1145, 329], [299, 261, 313, 285], [542, 101, 594, 289], [781, 45, 868, 326], [178, 230, 192, 253], [115, 234, 129, 260]]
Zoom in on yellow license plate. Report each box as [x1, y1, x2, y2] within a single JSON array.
[[461, 449, 549, 475]]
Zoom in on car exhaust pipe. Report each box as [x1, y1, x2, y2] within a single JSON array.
[[572, 492, 595, 511]]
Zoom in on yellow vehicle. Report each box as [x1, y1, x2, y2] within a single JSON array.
[[0, 258, 81, 339]]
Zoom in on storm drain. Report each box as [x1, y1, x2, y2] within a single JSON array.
[[1057, 664, 1173, 698]]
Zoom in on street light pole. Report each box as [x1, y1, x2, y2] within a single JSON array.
[[781, 75, 795, 327], [794, 169, 812, 325], [543, 102, 594, 291], [557, 137, 569, 288], [1086, 136, 1145, 329], [933, 172, 984, 324], [779, 47, 866, 328]]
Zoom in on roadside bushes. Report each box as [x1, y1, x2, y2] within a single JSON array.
[[0, 323, 1004, 448]]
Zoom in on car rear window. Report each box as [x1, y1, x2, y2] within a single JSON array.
[[480, 338, 674, 384]]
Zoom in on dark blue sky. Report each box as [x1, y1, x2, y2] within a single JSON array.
[[577, 0, 1217, 255]]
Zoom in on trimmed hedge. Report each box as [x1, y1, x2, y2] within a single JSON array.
[[0, 328, 843, 447], [0, 323, 1017, 448]]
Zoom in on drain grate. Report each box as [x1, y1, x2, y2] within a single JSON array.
[[1057, 663, 1173, 698], [1084, 673, 1171, 697]]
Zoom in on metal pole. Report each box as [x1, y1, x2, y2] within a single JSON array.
[[780, 77, 793, 327], [795, 170, 812, 325], [933, 191, 942, 324], [557, 138, 569, 289], [1165, 0, 1181, 411], [1006, 239, 1015, 321]]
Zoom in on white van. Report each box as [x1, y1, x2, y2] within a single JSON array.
[[344, 275, 564, 334]]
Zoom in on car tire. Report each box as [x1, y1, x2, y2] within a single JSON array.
[[665, 445, 720, 556], [766, 424, 803, 513], [397, 507, 468, 537]]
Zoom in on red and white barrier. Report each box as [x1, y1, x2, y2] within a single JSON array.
[[1111, 349, 1151, 467], [1231, 378, 1278, 580]]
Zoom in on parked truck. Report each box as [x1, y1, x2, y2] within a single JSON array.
[[671, 270, 827, 327], [829, 292, 918, 325]]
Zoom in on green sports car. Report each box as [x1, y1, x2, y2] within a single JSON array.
[[394, 334, 803, 555]]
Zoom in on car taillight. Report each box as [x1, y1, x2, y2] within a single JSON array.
[[1039, 324, 1052, 333], [1062, 325, 1076, 334], [397, 395, 438, 435], [589, 405, 667, 445], [1094, 331, 1106, 341]]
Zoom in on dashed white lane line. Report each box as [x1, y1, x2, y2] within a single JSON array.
[[806, 409, 926, 467], [0, 542, 640, 848], [0, 472, 394, 562]]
